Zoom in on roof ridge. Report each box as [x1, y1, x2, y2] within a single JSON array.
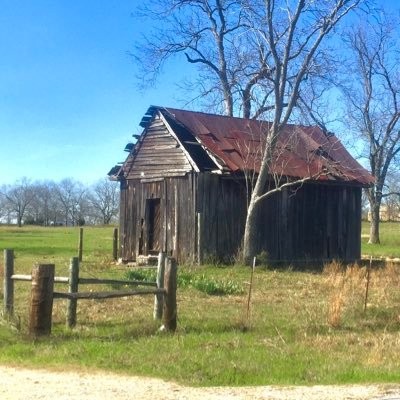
[[157, 105, 323, 131]]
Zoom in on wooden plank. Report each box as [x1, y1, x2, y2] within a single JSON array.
[[129, 172, 189, 179], [159, 112, 200, 173], [4, 249, 14, 316], [67, 257, 79, 328], [154, 252, 166, 320], [133, 159, 189, 167], [53, 288, 164, 300], [113, 228, 118, 261], [130, 167, 191, 174], [11, 274, 69, 283], [78, 227, 83, 262], [163, 257, 177, 332], [78, 277, 157, 287]]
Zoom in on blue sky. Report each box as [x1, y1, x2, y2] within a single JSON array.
[[0, 0, 188, 185], [0, 0, 397, 185]]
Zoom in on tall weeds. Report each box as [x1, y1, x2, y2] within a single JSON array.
[[324, 261, 366, 328], [325, 260, 400, 329]]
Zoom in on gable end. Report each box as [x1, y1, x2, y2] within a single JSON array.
[[124, 114, 194, 179]]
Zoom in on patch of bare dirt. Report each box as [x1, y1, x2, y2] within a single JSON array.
[[1, 366, 400, 400]]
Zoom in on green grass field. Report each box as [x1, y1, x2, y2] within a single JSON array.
[[0, 223, 400, 386], [361, 221, 400, 258]]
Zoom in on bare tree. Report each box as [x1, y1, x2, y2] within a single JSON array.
[[133, 0, 366, 262], [36, 181, 60, 226], [56, 178, 87, 226], [89, 178, 119, 224], [0, 178, 36, 227], [242, 0, 364, 263], [133, 0, 289, 118], [0, 187, 13, 223], [23, 181, 53, 225], [381, 171, 400, 222], [340, 14, 400, 243]]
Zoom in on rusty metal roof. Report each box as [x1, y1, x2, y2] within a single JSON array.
[[139, 106, 374, 185]]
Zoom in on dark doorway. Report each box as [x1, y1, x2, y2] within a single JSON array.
[[146, 198, 161, 254]]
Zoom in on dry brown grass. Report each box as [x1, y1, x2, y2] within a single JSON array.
[[324, 261, 367, 328], [324, 260, 400, 329]]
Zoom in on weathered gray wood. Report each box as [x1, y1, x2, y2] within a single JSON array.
[[11, 274, 69, 283], [153, 252, 166, 320], [67, 257, 79, 328], [4, 249, 14, 316], [163, 257, 177, 332], [78, 227, 83, 261], [364, 256, 372, 312], [54, 288, 163, 300], [78, 277, 157, 287], [126, 119, 192, 180], [113, 228, 118, 261], [197, 212, 202, 264], [29, 264, 55, 337]]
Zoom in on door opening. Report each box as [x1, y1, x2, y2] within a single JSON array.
[[146, 198, 161, 254]]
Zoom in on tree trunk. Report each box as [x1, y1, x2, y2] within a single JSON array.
[[242, 127, 278, 265], [368, 203, 380, 244], [243, 199, 259, 265]]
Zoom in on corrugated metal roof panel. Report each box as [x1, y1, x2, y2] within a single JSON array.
[[142, 106, 374, 185]]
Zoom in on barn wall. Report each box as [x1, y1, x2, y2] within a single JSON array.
[[256, 183, 362, 264], [119, 179, 137, 260], [121, 171, 362, 265], [119, 175, 196, 263], [197, 173, 248, 263], [197, 175, 361, 265]]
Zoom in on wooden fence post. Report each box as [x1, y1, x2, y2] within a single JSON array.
[[78, 227, 83, 262], [197, 212, 202, 264], [67, 257, 79, 328], [29, 264, 55, 337], [163, 257, 177, 332], [113, 227, 118, 261], [154, 252, 166, 320], [3, 249, 14, 316]]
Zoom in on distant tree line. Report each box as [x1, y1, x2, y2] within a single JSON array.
[[0, 177, 119, 227]]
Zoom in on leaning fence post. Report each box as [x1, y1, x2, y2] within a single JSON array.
[[67, 257, 79, 328], [78, 227, 83, 262], [29, 264, 55, 337], [154, 252, 166, 320], [113, 227, 118, 261], [3, 249, 14, 317], [163, 257, 177, 332]]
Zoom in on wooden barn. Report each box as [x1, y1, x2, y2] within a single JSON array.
[[109, 106, 373, 265]]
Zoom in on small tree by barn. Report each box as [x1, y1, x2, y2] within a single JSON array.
[[242, 0, 365, 263]]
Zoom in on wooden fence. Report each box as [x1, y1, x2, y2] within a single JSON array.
[[2, 249, 177, 337]]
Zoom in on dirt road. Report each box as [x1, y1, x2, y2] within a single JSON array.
[[1, 366, 399, 400]]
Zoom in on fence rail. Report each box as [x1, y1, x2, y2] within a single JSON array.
[[10, 274, 157, 287], [53, 288, 164, 300], [2, 249, 177, 337]]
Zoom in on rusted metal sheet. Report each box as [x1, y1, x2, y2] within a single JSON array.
[[138, 107, 373, 186]]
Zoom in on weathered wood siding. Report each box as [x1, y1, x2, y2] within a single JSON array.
[[120, 175, 196, 263], [120, 172, 362, 265], [255, 183, 362, 264], [196, 174, 361, 265], [124, 114, 192, 179], [197, 174, 247, 263]]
